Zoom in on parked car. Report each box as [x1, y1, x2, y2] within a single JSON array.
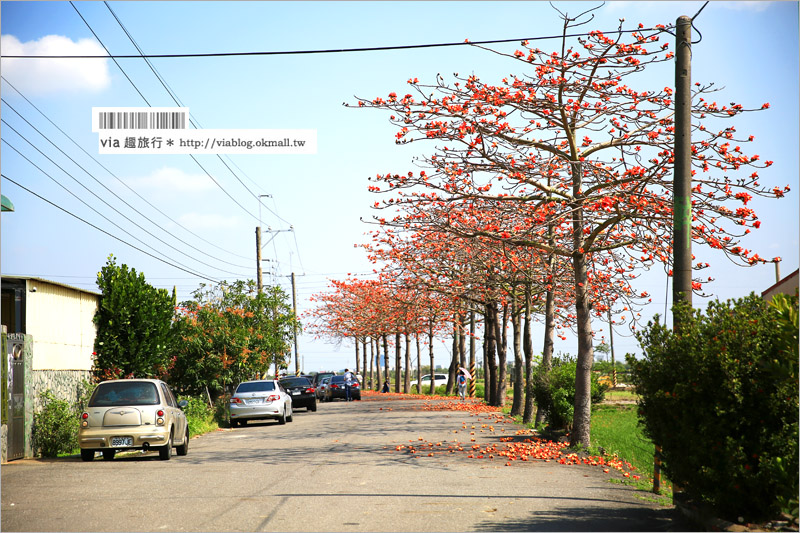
[[78, 378, 189, 461], [316, 376, 332, 400], [324, 374, 361, 401], [279, 376, 317, 412], [410, 373, 449, 391], [229, 379, 293, 426], [313, 371, 336, 387]]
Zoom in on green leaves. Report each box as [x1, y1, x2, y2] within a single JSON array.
[[632, 293, 799, 522], [92, 255, 175, 381]]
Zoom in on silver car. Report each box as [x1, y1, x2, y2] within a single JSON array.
[[78, 379, 189, 461], [229, 379, 293, 426], [316, 376, 331, 400]]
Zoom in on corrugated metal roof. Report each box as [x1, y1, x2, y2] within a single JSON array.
[[1, 275, 101, 297]]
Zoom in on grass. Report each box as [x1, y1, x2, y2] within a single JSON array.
[[589, 403, 673, 499]]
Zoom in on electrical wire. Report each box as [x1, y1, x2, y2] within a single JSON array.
[[1, 134, 238, 279], [0, 25, 676, 59], [69, 1, 262, 226], [0, 76, 255, 263], [1, 97, 254, 272], [102, 0, 306, 276], [1, 174, 221, 283]]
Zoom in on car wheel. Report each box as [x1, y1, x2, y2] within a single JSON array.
[[159, 432, 173, 460], [310, 401, 317, 412], [176, 427, 189, 456], [102, 449, 116, 461], [287, 405, 293, 422], [240, 419, 247, 426], [278, 405, 287, 424], [80, 449, 95, 462], [230, 419, 239, 428]]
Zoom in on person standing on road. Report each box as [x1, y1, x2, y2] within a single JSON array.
[[457, 369, 467, 401], [344, 368, 354, 401]]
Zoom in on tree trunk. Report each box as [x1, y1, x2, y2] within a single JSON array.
[[403, 333, 411, 393], [428, 323, 436, 395], [373, 337, 380, 391], [485, 303, 498, 406], [355, 337, 360, 376], [571, 204, 594, 448], [447, 315, 458, 395], [510, 294, 524, 417], [494, 303, 509, 407], [383, 335, 390, 391], [395, 332, 402, 392], [536, 246, 557, 427], [523, 285, 535, 424], [415, 333, 422, 394]]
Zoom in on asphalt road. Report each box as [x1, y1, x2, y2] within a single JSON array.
[[1, 396, 687, 532]]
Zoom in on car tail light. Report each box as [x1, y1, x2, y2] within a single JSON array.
[[82, 412, 89, 419], [81, 412, 89, 428], [331, 384, 340, 389], [230, 397, 242, 404], [157, 409, 165, 417], [267, 394, 280, 402], [156, 409, 165, 426], [352, 383, 360, 388], [305, 388, 315, 394]]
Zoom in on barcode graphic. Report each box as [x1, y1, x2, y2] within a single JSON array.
[[97, 111, 186, 130]]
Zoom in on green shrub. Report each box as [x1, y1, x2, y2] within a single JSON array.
[[33, 390, 79, 457], [631, 293, 799, 522], [533, 354, 607, 431], [179, 396, 217, 436]]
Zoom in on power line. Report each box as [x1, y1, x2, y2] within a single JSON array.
[[1, 96, 253, 273], [99, 1, 307, 275], [69, 1, 262, 226], [0, 76, 256, 263], [1, 174, 221, 283], [0, 26, 675, 59], [1, 134, 236, 280]]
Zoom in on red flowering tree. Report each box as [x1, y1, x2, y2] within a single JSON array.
[[352, 7, 788, 446]]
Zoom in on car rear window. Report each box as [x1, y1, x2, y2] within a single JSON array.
[[330, 376, 346, 383], [281, 378, 312, 388], [235, 381, 276, 393], [89, 382, 160, 407]]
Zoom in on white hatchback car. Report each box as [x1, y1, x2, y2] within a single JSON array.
[[229, 379, 293, 426], [410, 373, 449, 391]]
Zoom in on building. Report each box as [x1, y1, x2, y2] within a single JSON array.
[[2, 276, 100, 461], [761, 269, 799, 302]]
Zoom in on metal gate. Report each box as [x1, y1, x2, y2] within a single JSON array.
[[7, 333, 25, 461]]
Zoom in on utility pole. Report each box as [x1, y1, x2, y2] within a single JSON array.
[[291, 272, 300, 376], [256, 226, 263, 292], [673, 15, 693, 317]]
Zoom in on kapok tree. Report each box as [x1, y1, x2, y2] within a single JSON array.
[[352, 6, 788, 446]]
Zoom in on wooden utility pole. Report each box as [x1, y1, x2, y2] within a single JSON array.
[[291, 272, 300, 375], [256, 226, 263, 293], [673, 15, 693, 316]]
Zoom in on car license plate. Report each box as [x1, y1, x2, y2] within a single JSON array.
[[291, 391, 300, 395], [245, 398, 262, 405], [111, 436, 133, 447]]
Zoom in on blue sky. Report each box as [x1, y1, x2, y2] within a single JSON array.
[[1, 1, 798, 372]]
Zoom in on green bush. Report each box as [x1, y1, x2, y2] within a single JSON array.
[[179, 396, 217, 436], [33, 390, 79, 457], [631, 293, 799, 522], [533, 354, 607, 431]]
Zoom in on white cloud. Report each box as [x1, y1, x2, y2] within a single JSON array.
[[177, 212, 241, 230], [0, 34, 111, 95], [126, 166, 216, 194]]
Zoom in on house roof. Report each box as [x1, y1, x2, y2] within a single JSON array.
[[761, 269, 799, 300], [1, 275, 101, 297]]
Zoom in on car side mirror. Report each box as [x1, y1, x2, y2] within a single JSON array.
[[178, 399, 189, 409]]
